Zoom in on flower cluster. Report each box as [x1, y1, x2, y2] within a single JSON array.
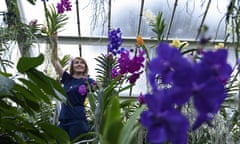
[[39, 0, 72, 37], [41, 0, 72, 14], [170, 38, 189, 49], [107, 28, 122, 55], [108, 28, 145, 84], [56, 0, 72, 14], [115, 48, 145, 84], [140, 42, 233, 144]]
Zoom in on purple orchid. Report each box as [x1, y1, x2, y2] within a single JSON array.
[[56, 0, 72, 14], [108, 28, 122, 55], [78, 84, 87, 96], [141, 91, 189, 144], [140, 42, 232, 143]]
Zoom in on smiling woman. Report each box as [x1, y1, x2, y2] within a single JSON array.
[[51, 31, 98, 141]]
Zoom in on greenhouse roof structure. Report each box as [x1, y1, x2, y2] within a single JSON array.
[[0, 0, 238, 95]]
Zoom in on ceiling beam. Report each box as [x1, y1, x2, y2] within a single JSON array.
[[37, 35, 229, 47]]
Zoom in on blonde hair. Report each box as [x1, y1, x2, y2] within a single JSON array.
[[69, 57, 89, 76]]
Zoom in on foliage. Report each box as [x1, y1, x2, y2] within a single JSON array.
[[0, 54, 71, 143], [91, 75, 145, 144], [143, 10, 165, 42], [150, 11, 165, 42], [44, 4, 69, 37], [94, 53, 117, 88], [0, 43, 14, 72]]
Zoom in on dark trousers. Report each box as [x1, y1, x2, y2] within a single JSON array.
[[59, 119, 89, 141]]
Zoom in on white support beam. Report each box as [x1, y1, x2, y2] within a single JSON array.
[[37, 35, 231, 47]]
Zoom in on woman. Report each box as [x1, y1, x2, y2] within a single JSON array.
[[51, 33, 97, 141]]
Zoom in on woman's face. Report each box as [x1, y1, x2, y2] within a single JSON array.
[[72, 58, 86, 74]]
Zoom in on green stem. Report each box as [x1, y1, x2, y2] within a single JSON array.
[[42, 1, 50, 36]]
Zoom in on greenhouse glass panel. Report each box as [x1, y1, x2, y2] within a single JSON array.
[[20, 0, 230, 40], [142, 0, 229, 40]]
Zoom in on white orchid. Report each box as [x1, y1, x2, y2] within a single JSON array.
[[143, 9, 156, 25]]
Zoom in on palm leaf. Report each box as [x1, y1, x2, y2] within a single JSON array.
[[59, 54, 71, 70], [46, 4, 69, 35], [95, 54, 117, 87]]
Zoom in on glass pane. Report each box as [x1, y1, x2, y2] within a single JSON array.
[[143, 0, 229, 40], [111, 0, 141, 37], [20, 0, 229, 40]]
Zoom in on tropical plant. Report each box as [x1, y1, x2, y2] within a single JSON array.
[[0, 54, 71, 144], [94, 53, 117, 88]]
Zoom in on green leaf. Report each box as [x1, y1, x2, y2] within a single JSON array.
[[46, 4, 69, 35], [94, 53, 117, 88], [47, 76, 67, 100], [102, 77, 120, 103], [17, 54, 44, 73], [20, 68, 67, 103], [27, 69, 55, 96], [60, 54, 71, 69], [87, 92, 97, 112], [0, 101, 18, 116], [118, 105, 146, 144], [39, 123, 70, 144], [12, 85, 41, 114], [103, 95, 123, 144], [18, 78, 51, 103], [119, 84, 134, 93]]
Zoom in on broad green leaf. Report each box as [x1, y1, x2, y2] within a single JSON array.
[[25, 68, 66, 102], [18, 78, 51, 103], [17, 53, 44, 73], [46, 76, 67, 100], [103, 95, 123, 144], [26, 69, 56, 97], [0, 100, 19, 116], [39, 123, 70, 144], [14, 84, 39, 101], [87, 92, 97, 112], [118, 105, 146, 144], [11, 85, 41, 114]]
